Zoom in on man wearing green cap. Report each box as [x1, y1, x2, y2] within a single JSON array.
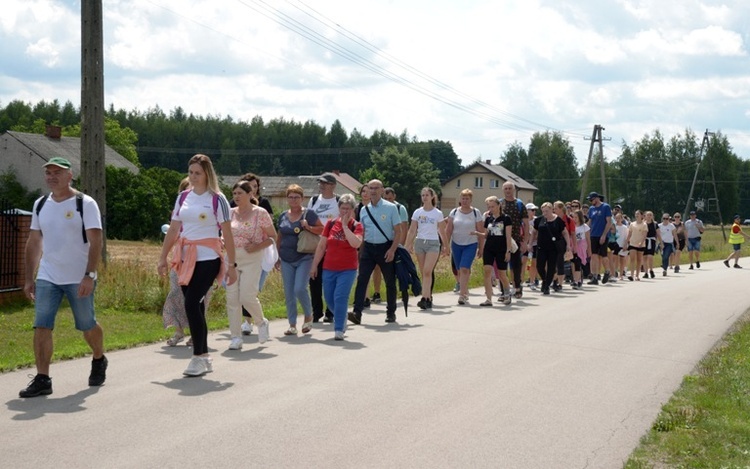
[[19, 157, 107, 398]]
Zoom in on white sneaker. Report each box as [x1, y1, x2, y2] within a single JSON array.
[[258, 318, 270, 344], [183, 356, 213, 376], [228, 337, 243, 350], [334, 330, 345, 341], [241, 320, 253, 335]]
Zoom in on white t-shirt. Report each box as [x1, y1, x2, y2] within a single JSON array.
[[172, 190, 231, 261], [31, 193, 102, 285], [659, 222, 676, 244], [308, 194, 339, 224], [575, 223, 590, 242], [449, 207, 483, 246], [616, 224, 629, 248], [412, 207, 444, 241]]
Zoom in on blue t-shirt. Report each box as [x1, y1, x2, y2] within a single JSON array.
[[360, 199, 401, 244], [588, 202, 612, 237]]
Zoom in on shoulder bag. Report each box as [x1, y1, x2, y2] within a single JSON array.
[[296, 208, 320, 254]]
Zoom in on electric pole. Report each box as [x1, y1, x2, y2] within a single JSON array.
[[683, 130, 725, 240], [580, 125, 611, 202], [81, 0, 107, 263]]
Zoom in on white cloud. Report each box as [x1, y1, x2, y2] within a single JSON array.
[[2, 0, 750, 163]]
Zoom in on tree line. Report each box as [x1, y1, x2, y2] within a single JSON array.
[[2, 99, 748, 240]]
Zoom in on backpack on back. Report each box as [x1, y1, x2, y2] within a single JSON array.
[[35, 192, 87, 243]]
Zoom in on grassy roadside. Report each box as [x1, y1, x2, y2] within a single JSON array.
[[625, 309, 750, 467]]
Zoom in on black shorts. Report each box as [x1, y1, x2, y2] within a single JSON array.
[[676, 238, 685, 251], [483, 246, 509, 270], [608, 241, 621, 255], [590, 236, 608, 257]]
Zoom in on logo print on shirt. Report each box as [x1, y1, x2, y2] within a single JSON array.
[[65, 211, 74, 219], [199, 213, 207, 221]]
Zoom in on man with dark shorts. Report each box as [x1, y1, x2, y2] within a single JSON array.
[[586, 192, 612, 285], [500, 181, 530, 298]]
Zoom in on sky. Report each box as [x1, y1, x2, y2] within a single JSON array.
[[2, 0, 750, 168]]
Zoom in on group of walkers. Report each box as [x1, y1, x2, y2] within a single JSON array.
[[19, 152, 745, 394]]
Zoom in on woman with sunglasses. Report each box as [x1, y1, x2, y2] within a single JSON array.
[[657, 213, 677, 276], [626, 210, 647, 281], [671, 212, 685, 272]]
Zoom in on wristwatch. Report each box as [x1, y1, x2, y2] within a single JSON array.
[[85, 271, 98, 280]]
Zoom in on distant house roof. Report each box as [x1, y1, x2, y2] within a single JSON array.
[[444, 161, 538, 192], [219, 172, 362, 197], [2, 130, 139, 174]]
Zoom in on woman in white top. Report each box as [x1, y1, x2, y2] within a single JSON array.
[[614, 213, 629, 281], [158, 154, 237, 377], [657, 213, 677, 276], [406, 187, 448, 310], [444, 189, 484, 305]]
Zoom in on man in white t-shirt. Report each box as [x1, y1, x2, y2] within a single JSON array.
[[20, 157, 106, 398], [308, 172, 340, 322]]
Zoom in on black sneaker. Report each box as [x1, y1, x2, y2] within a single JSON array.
[[696, 261, 701, 268], [425, 298, 432, 310], [735, 264, 743, 269], [363, 297, 371, 309], [372, 292, 382, 304], [89, 355, 108, 386], [602, 271, 610, 284], [649, 270, 655, 278], [587, 278, 599, 285], [723, 260, 730, 268], [347, 311, 362, 325], [417, 298, 427, 310], [323, 313, 334, 323], [19, 374, 52, 398], [385, 313, 396, 323], [312, 314, 323, 323], [689, 264, 694, 270]]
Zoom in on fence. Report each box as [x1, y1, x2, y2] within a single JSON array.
[[0, 199, 30, 301]]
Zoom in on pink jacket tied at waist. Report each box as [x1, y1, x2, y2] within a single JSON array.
[[171, 237, 226, 286]]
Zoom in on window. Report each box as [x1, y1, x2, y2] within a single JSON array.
[[490, 179, 500, 189], [474, 177, 483, 188], [456, 179, 461, 188]]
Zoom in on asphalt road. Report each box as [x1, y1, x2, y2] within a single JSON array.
[[2, 260, 748, 468]]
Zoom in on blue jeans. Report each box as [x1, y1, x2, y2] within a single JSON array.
[[323, 269, 357, 332], [280, 257, 313, 325], [34, 279, 97, 331], [661, 242, 675, 271]]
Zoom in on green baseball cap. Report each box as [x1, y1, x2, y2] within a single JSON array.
[[43, 157, 72, 169]]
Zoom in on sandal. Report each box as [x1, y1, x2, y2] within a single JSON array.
[[284, 327, 298, 336], [167, 333, 185, 347], [480, 299, 493, 307], [301, 321, 313, 334]]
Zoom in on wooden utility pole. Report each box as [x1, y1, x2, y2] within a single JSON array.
[[682, 130, 725, 240], [81, 0, 107, 263], [579, 125, 610, 202]]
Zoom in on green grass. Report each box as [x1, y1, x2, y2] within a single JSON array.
[[625, 311, 750, 468]]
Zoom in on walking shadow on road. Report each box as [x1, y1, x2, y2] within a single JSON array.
[[6, 386, 100, 421], [151, 378, 233, 397]]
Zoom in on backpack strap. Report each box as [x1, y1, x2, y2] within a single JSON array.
[[36, 192, 87, 243]]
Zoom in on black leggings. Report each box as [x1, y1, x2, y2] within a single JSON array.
[[536, 248, 557, 289], [181, 258, 220, 356]]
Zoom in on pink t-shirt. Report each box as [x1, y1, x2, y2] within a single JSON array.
[[230, 207, 273, 249]]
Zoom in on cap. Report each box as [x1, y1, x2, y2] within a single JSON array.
[[318, 172, 337, 184], [587, 191, 603, 201], [525, 203, 538, 210], [689, 210, 696, 215], [614, 204, 622, 210], [43, 157, 71, 169], [734, 214, 741, 219]]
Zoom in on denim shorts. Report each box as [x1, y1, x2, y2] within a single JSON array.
[[687, 237, 701, 252], [452, 242, 478, 270], [414, 238, 441, 254], [34, 279, 98, 331]]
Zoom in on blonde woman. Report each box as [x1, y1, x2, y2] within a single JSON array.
[[445, 189, 484, 305], [626, 210, 647, 281], [158, 154, 237, 377], [405, 187, 448, 310]]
